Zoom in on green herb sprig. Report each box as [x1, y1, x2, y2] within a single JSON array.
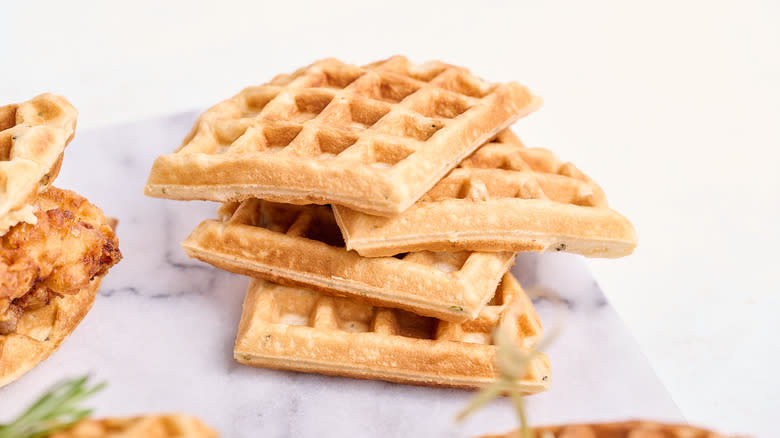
[[0, 376, 105, 438], [457, 286, 567, 438]]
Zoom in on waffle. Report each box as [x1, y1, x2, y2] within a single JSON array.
[[182, 199, 514, 322], [0, 276, 101, 388], [333, 130, 637, 257], [481, 420, 737, 437], [49, 414, 218, 438], [145, 56, 541, 216], [234, 273, 549, 390], [0, 93, 77, 234]]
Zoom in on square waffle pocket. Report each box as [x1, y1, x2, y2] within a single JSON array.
[[145, 56, 541, 216], [182, 199, 515, 322], [333, 130, 637, 257], [234, 273, 550, 391]]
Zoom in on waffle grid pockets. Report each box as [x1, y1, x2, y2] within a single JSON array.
[[333, 130, 637, 257], [182, 199, 515, 322], [0, 93, 77, 234], [235, 273, 549, 391], [145, 56, 541, 216]]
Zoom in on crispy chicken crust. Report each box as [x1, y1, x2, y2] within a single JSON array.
[[0, 187, 121, 334]]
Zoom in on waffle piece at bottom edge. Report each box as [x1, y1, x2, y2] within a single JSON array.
[[49, 414, 218, 438], [234, 273, 549, 391], [480, 420, 740, 438]]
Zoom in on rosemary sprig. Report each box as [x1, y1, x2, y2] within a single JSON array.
[[457, 286, 567, 438], [0, 376, 106, 438]]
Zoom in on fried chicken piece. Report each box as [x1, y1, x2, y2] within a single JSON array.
[[0, 187, 121, 335]]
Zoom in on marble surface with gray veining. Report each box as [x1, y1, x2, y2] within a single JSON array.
[[0, 113, 683, 437]]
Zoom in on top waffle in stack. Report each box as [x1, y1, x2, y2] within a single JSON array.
[[145, 56, 542, 216]]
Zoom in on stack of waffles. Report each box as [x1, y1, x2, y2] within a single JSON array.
[[145, 56, 637, 393]]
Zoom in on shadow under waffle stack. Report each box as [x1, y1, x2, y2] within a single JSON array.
[[145, 56, 541, 216], [235, 273, 549, 391], [481, 420, 734, 438], [182, 199, 515, 322], [333, 130, 637, 257]]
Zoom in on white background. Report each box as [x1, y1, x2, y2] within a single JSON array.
[[2, 0, 778, 436]]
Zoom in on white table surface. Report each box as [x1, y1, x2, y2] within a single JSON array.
[[2, 1, 778, 436]]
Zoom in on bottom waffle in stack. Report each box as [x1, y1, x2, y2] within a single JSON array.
[[184, 200, 551, 394], [235, 274, 549, 390]]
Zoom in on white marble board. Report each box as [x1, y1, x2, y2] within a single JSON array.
[[0, 113, 682, 437]]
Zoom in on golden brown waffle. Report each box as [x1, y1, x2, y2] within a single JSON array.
[[0, 94, 77, 234], [333, 130, 637, 257], [145, 56, 541, 216], [481, 420, 737, 437], [182, 199, 515, 322], [234, 273, 549, 391], [49, 414, 218, 438], [0, 276, 101, 388]]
